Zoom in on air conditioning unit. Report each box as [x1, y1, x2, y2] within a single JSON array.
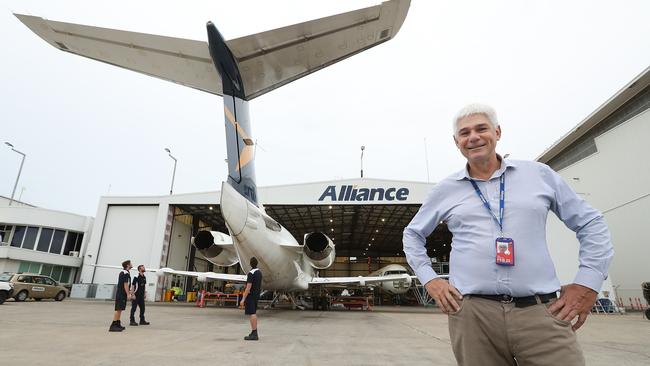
[[68, 251, 79, 257]]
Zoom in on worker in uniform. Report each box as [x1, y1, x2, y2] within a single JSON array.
[[109, 259, 133, 332], [240, 257, 263, 341], [130, 264, 150, 326]]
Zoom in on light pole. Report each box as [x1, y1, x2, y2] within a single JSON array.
[[164, 148, 177, 195], [360, 145, 365, 178], [5, 142, 26, 206]]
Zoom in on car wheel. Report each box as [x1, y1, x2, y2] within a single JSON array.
[[0, 291, 7, 305], [15, 290, 28, 302], [34, 298, 42, 301], [55, 291, 66, 301]]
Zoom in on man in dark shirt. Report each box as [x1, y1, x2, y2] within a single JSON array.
[[109, 260, 133, 332], [240, 257, 262, 341], [129, 264, 150, 326]]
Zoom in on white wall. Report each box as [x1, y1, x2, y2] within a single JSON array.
[[0, 206, 93, 233], [547, 109, 650, 305], [85, 205, 159, 287], [0, 259, 20, 273]]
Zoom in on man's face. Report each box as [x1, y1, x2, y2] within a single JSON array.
[[453, 113, 501, 163], [139, 266, 145, 273], [126, 262, 133, 271]]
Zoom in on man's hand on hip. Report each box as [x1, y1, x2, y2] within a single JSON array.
[[425, 278, 463, 314], [547, 283, 598, 331]]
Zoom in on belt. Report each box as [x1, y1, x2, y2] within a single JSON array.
[[471, 292, 557, 308]]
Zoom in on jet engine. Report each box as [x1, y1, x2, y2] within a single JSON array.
[[302, 232, 335, 269], [192, 230, 239, 266]]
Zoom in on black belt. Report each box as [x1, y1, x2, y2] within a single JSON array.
[[471, 292, 557, 308]]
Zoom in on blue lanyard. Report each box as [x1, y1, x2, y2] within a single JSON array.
[[469, 173, 505, 234]]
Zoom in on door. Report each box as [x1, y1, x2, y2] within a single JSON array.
[[43, 277, 58, 298], [31, 277, 49, 299]]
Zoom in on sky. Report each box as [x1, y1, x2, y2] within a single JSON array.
[[1, 0, 649, 217]]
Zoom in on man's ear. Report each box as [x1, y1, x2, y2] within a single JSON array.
[[496, 125, 502, 141], [453, 134, 460, 148]]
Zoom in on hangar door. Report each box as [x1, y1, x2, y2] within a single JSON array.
[[92, 205, 159, 285]]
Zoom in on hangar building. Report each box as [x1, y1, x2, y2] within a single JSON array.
[[539, 66, 650, 305], [0, 196, 93, 285], [80, 178, 451, 301]]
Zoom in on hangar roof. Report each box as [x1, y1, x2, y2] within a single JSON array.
[[537, 65, 650, 164]]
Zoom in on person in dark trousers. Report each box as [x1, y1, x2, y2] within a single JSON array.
[[109, 260, 134, 332], [240, 257, 262, 341], [129, 264, 150, 326]]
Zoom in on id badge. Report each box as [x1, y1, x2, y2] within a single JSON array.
[[495, 237, 515, 266]]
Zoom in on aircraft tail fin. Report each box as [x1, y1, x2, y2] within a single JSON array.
[[207, 23, 258, 205]]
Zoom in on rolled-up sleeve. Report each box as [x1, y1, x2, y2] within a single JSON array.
[[403, 185, 446, 285], [543, 165, 614, 292]]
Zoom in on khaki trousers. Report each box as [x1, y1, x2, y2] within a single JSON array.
[[448, 295, 585, 366]]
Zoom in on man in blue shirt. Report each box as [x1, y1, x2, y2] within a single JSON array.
[[403, 104, 613, 365]]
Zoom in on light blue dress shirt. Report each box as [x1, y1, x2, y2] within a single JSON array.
[[403, 158, 613, 296]]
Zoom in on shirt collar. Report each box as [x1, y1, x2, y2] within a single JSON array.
[[249, 268, 259, 274], [453, 155, 517, 181]]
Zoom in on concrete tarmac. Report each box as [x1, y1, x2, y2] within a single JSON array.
[[0, 299, 648, 365]]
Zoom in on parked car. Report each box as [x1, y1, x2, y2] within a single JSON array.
[[3, 273, 68, 302], [0, 275, 14, 304]]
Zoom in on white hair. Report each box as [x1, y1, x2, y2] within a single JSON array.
[[453, 103, 499, 135]]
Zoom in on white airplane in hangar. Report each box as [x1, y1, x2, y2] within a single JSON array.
[[16, 0, 422, 306]]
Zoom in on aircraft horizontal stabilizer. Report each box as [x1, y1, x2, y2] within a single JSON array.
[[15, 0, 410, 100], [14, 14, 221, 95]]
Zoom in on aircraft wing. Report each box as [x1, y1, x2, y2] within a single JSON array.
[[90, 264, 247, 282], [15, 0, 410, 100], [156, 268, 247, 282], [309, 273, 411, 286]]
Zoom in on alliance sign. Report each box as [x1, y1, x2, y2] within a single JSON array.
[[318, 185, 410, 202]]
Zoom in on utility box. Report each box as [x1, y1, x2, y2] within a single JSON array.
[[70, 284, 97, 298], [95, 284, 116, 300]]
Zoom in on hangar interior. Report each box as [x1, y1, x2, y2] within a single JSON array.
[[169, 203, 452, 280]]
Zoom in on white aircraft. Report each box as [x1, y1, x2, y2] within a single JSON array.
[[368, 264, 413, 295], [16, 0, 415, 305]]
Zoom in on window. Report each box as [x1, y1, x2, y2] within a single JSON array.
[[22, 226, 39, 250], [11, 226, 26, 247], [74, 233, 84, 252], [18, 261, 30, 273], [60, 267, 72, 284], [44, 277, 56, 286], [40, 264, 53, 277], [19, 261, 46, 275], [17, 275, 32, 283], [33, 277, 46, 285], [37, 228, 53, 252], [0, 225, 12, 244], [49, 230, 65, 254], [51, 266, 62, 282], [63, 232, 78, 255]]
